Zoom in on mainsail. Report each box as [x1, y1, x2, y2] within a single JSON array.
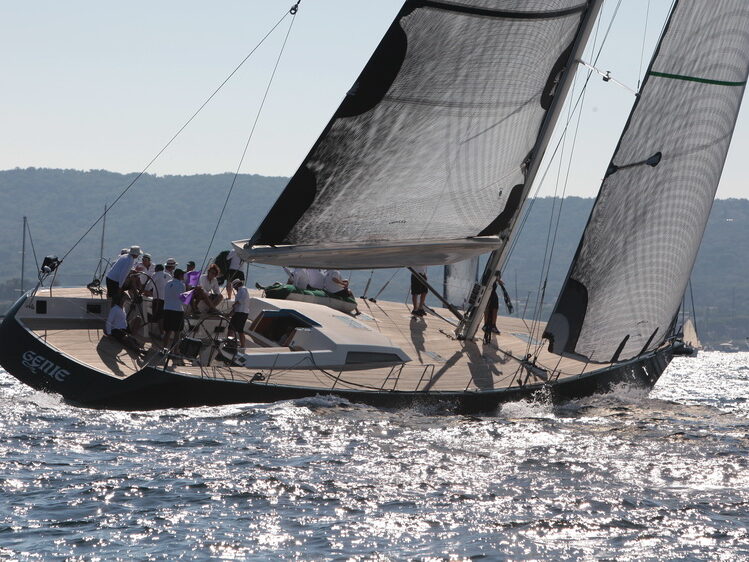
[[238, 1, 603, 268], [545, 0, 749, 363]]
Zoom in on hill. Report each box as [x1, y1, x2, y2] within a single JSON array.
[[1, 168, 746, 346]]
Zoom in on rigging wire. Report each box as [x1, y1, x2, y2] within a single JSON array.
[[637, 0, 651, 90], [58, 4, 298, 266], [25, 219, 40, 274], [503, 0, 623, 292], [200, 4, 301, 271]]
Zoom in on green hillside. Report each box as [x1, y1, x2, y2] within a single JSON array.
[[1, 168, 746, 346]]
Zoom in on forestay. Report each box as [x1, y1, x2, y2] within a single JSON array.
[[239, 1, 597, 268], [545, 0, 749, 363]]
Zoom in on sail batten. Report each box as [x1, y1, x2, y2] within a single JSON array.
[[544, 0, 749, 364], [244, 1, 600, 268]]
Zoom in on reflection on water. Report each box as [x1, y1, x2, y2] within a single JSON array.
[[1, 352, 748, 559]]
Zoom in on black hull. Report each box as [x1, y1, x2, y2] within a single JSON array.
[[0, 295, 672, 413]]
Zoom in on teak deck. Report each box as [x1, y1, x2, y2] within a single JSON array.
[[23, 287, 608, 393]]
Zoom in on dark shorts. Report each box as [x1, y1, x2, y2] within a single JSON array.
[[106, 277, 120, 299], [410, 274, 428, 295], [163, 309, 184, 332], [230, 312, 248, 332], [151, 299, 164, 322], [227, 269, 245, 282], [328, 289, 349, 298], [487, 289, 499, 311], [110, 328, 129, 342]]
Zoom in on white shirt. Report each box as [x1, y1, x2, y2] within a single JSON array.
[[227, 248, 242, 270], [412, 265, 427, 277], [307, 269, 325, 290], [233, 286, 251, 314], [136, 262, 155, 286], [200, 274, 221, 296], [289, 268, 309, 291], [105, 305, 128, 334], [323, 270, 344, 293], [106, 254, 135, 286], [147, 270, 172, 300], [164, 278, 186, 311]]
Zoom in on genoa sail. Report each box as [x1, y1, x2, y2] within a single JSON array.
[[444, 258, 479, 310], [239, 0, 603, 268], [545, 0, 749, 363]]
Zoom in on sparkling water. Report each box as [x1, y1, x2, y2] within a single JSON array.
[[1, 352, 747, 560]]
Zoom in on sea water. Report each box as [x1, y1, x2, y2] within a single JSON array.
[[1, 352, 747, 560]]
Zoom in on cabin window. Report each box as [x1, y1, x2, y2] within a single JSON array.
[[35, 300, 47, 314], [345, 352, 402, 365], [250, 310, 319, 346]]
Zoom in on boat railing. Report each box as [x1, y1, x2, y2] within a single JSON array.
[[195, 360, 438, 393]]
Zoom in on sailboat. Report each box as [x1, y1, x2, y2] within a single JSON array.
[[1, 0, 747, 411]]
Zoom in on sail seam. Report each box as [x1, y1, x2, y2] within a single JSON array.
[[649, 70, 747, 87], [411, 1, 587, 20]]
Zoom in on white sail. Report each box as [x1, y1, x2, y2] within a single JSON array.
[[238, 1, 604, 269], [545, 0, 749, 363]]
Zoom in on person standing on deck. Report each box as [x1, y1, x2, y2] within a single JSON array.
[[228, 278, 250, 347], [145, 263, 171, 338], [226, 248, 244, 299], [410, 266, 428, 316], [483, 281, 500, 335], [163, 269, 186, 352], [106, 245, 141, 301], [184, 261, 198, 290], [134, 253, 155, 291]]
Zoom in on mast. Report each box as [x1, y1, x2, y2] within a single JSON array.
[[456, 0, 605, 340], [100, 204, 107, 271], [20, 216, 26, 294]]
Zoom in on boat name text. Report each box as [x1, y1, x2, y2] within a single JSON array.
[[21, 351, 69, 382]]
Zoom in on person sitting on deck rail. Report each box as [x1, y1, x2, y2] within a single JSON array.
[[106, 245, 141, 302], [288, 268, 310, 292], [306, 268, 325, 291], [163, 268, 186, 352], [323, 269, 352, 298], [104, 295, 145, 355], [228, 278, 250, 347], [192, 264, 224, 313]]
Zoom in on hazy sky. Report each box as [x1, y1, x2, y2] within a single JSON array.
[[2, 1, 747, 198]]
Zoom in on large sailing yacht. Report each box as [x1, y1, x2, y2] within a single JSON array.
[[1, 0, 747, 411]]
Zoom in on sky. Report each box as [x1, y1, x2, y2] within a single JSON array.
[[1, 0, 747, 199]]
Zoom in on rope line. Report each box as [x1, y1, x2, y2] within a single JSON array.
[[60, 5, 296, 265], [200, 7, 300, 271]]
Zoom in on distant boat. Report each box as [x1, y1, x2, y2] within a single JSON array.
[[2, 0, 748, 410], [672, 318, 701, 357]]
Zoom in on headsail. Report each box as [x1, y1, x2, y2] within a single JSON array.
[[238, 1, 602, 268], [444, 258, 479, 310], [545, 0, 749, 363]]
